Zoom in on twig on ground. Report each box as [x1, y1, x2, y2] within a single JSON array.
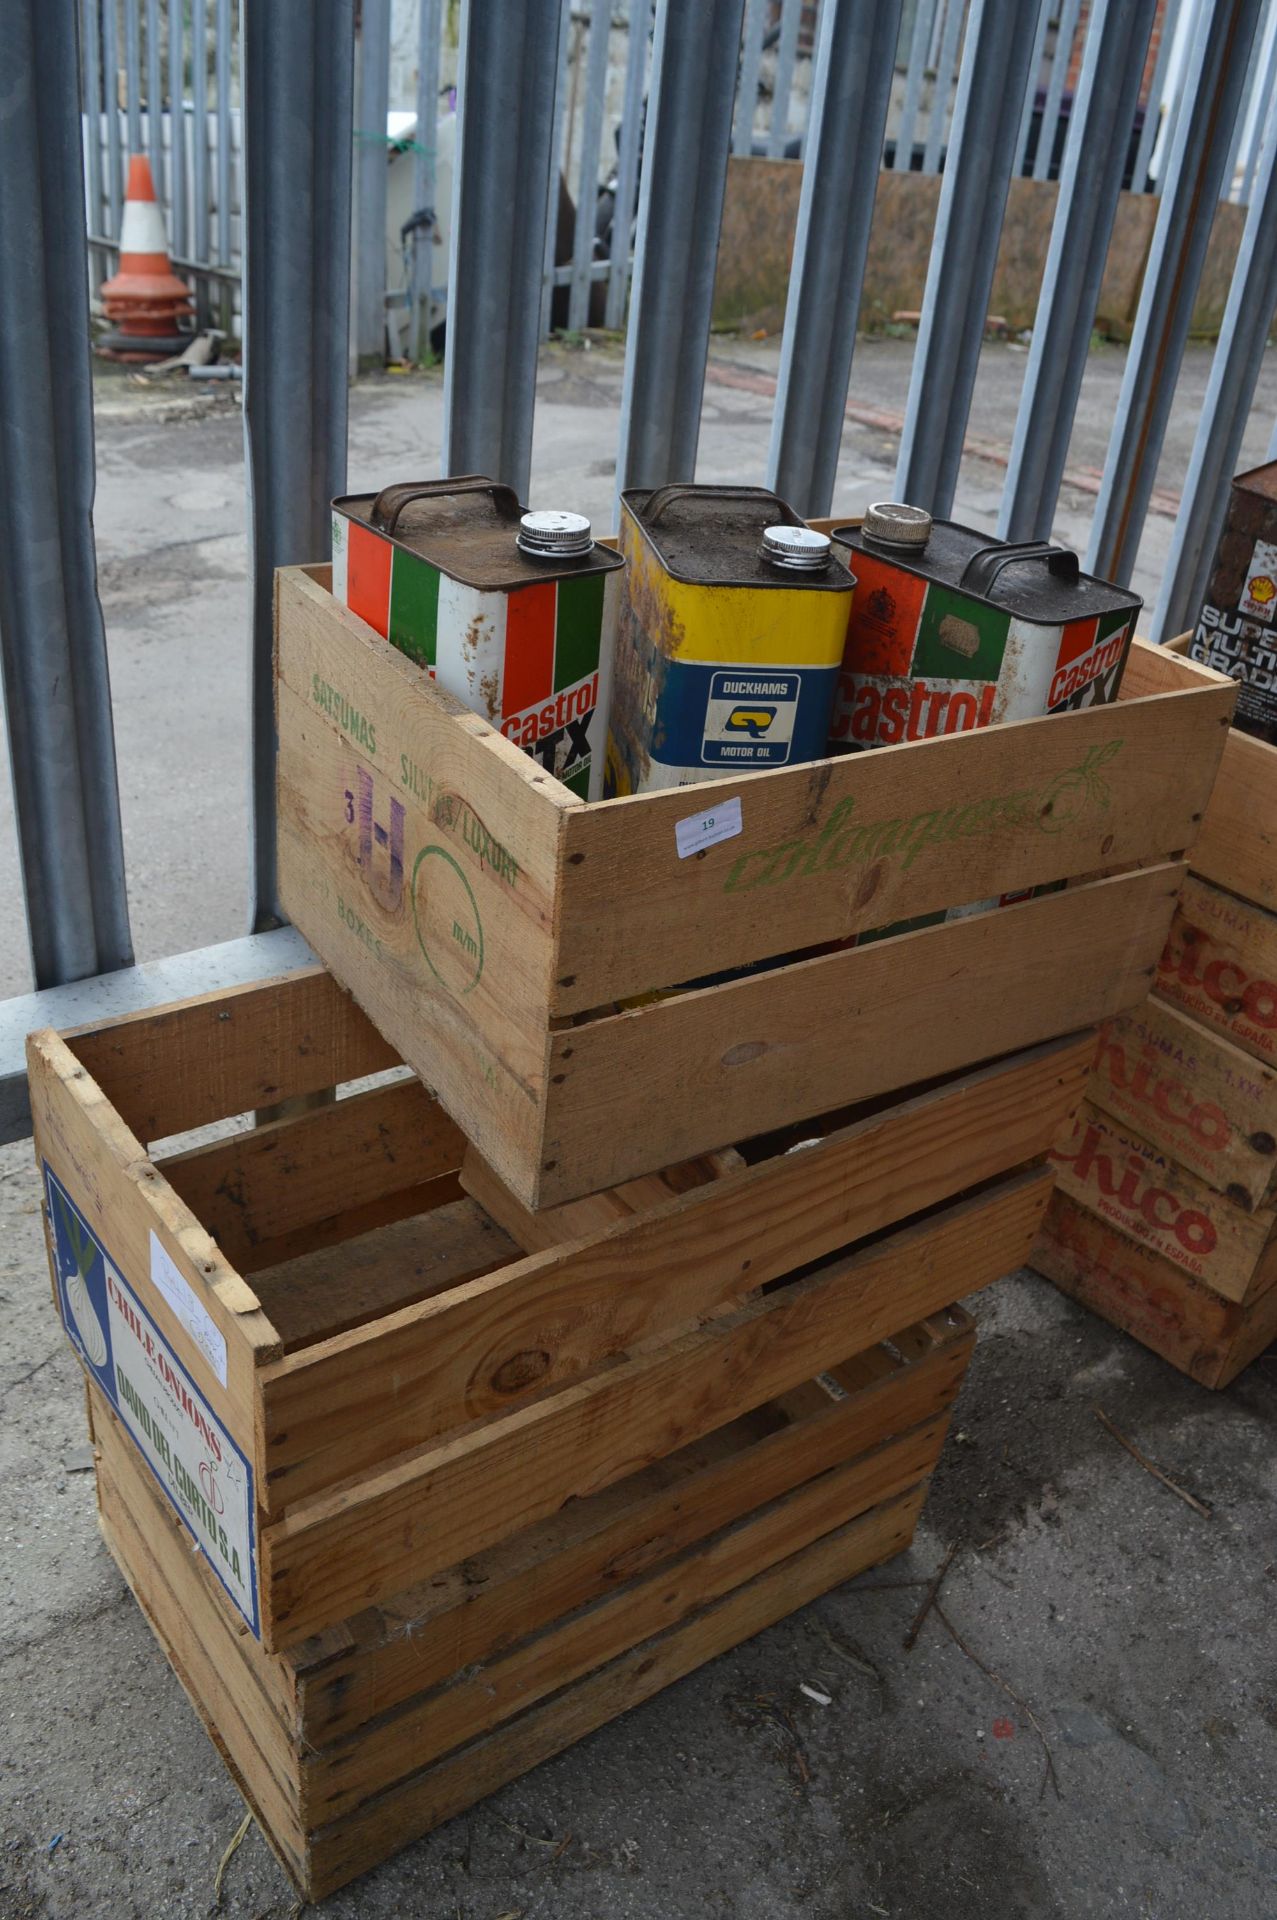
[[933, 1602, 1060, 1801], [816, 1622, 884, 1685], [904, 1540, 959, 1650], [212, 1809, 253, 1907], [1094, 1408, 1212, 1518]]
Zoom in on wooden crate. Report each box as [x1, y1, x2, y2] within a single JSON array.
[[29, 968, 1091, 1652], [1035, 1193, 1277, 1388], [275, 564, 1232, 1206], [1033, 641, 1277, 1383], [86, 1303, 972, 1899]]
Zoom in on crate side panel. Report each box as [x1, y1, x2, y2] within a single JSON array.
[[304, 1487, 924, 1900], [541, 864, 1180, 1200], [554, 682, 1231, 1010], [1157, 873, 1277, 1069], [259, 1169, 1048, 1647], [260, 1037, 1086, 1507], [1091, 999, 1277, 1209]]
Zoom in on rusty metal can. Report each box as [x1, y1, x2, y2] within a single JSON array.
[[331, 476, 624, 799], [604, 484, 856, 796], [829, 504, 1141, 751], [1188, 460, 1277, 744]]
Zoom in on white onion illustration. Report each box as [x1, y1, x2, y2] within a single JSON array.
[[65, 1271, 108, 1369]]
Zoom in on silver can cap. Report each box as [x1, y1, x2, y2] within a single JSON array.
[[861, 501, 932, 548], [760, 524, 832, 572], [517, 509, 593, 558]]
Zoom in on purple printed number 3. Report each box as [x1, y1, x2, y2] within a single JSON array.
[[350, 767, 405, 912]]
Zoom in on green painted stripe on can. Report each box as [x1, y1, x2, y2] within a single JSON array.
[[911, 584, 1010, 683], [389, 549, 441, 668], [562, 759, 592, 800], [554, 571, 606, 693]]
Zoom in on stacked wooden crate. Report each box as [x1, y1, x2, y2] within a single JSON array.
[[29, 574, 1233, 1896], [1034, 642, 1277, 1386]]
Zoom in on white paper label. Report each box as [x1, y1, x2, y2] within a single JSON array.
[[149, 1232, 228, 1389], [675, 794, 743, 859]]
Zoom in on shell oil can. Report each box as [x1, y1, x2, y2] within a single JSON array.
[[829, 503, 1141, 751], [331, 476, 625, 799], [604, 484, 856, 797], [1188, 460, 1277, 744]]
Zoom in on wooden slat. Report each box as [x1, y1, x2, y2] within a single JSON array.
[[292, 1315, 972, 1741], [301, 1419, 944, 1823], [1157, 872, 1277, 1068], [28, 1031, 280, 1433], [1035, 1191, 1277, 1389], [539, 864, 1180, 1201], [157, 1077, 467, 1269], [304, 1487, 924, 1900], [1119, 639, 1272, 910], [1051, 1099, 1275, 1304], [248, 1199, 520, 1353], [460, 1147, 745, 1254], [258, 1037, 1087, 1508], [62, 965, 399, 1145], [275, 568, 563, 1202], [259, 1167, 1048, 1647], [1091, 999, 1277, 1209], [552, 671, 1233, 1011]]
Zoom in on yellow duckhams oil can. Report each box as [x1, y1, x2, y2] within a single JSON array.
[[604, 484, 856, 795]]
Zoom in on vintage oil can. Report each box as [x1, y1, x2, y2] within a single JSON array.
[[331, 477, 624, 799], [1188, 461, 1277, 744], [829, 504, 1141, 750], [604, 484, 856, 796]]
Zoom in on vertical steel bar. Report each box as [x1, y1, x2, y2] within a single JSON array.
[[567, 0, 613, 330], [1014, 0, 1052, 180], [443, 0, 566, 495], [999, 0, 1159, 542], [732, 0, 767, 156], [215, 0, 232, 266], [614, 0, 748, 503], [1238, 0, 1277, 201], [103, 0, 124, 230], [191, 0, 209, 321], [125, 0, 142, 154], [1131, 0, 1182, 192], [1220, 0, 1271, 198], [1032, 0, 1081, 182], [921, 0, 965, 177], [0, 1, 134, 986], [168, 0, 187, 258], [410, 0, 443, 361], [767, 0, 801, 157], [1154, 0, 1206, 195], [539, 0, 573, 339], [354, 0, 391, 361], [894, 0, 935, 171], [1086, 0, 1264, 583], [767, 0, 903, 514], [242, 0, 355, 930], [146, 0, 163, 196], [894, 0, 1040, 514], [1152, 90, 1277, 639], [83, 0, 105, 263], [798, 0, 826, 159], [604, 0, 653, 330]]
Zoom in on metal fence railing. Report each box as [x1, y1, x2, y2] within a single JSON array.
[[3, 0, 1277, 1135]]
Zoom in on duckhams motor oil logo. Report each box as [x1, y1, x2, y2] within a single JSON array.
[[702, 670, 800, 766], [46, 1167, 259, 1634]]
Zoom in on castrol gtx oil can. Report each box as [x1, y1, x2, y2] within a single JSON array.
[[604, 484, 856, 795], [332, 476, 624, 799], [829, 503, 1140, 750]]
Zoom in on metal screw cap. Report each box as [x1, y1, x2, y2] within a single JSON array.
[[862, 501, 933, 548], [760, 524, 832, 571], [517, 509, 593, 558]]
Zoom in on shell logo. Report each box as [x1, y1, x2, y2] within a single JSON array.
[[1249, 573, 1276, 606]]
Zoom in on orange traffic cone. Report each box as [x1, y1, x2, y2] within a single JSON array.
[[97, 155, 194, 361]]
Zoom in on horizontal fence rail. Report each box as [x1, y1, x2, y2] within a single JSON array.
[[1, 0, 1275, 1130]]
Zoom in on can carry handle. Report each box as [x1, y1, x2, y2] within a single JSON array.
[[959, 540, 1080, 596], [369, 476, 523, 537], [640, 483, 804, 529]]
